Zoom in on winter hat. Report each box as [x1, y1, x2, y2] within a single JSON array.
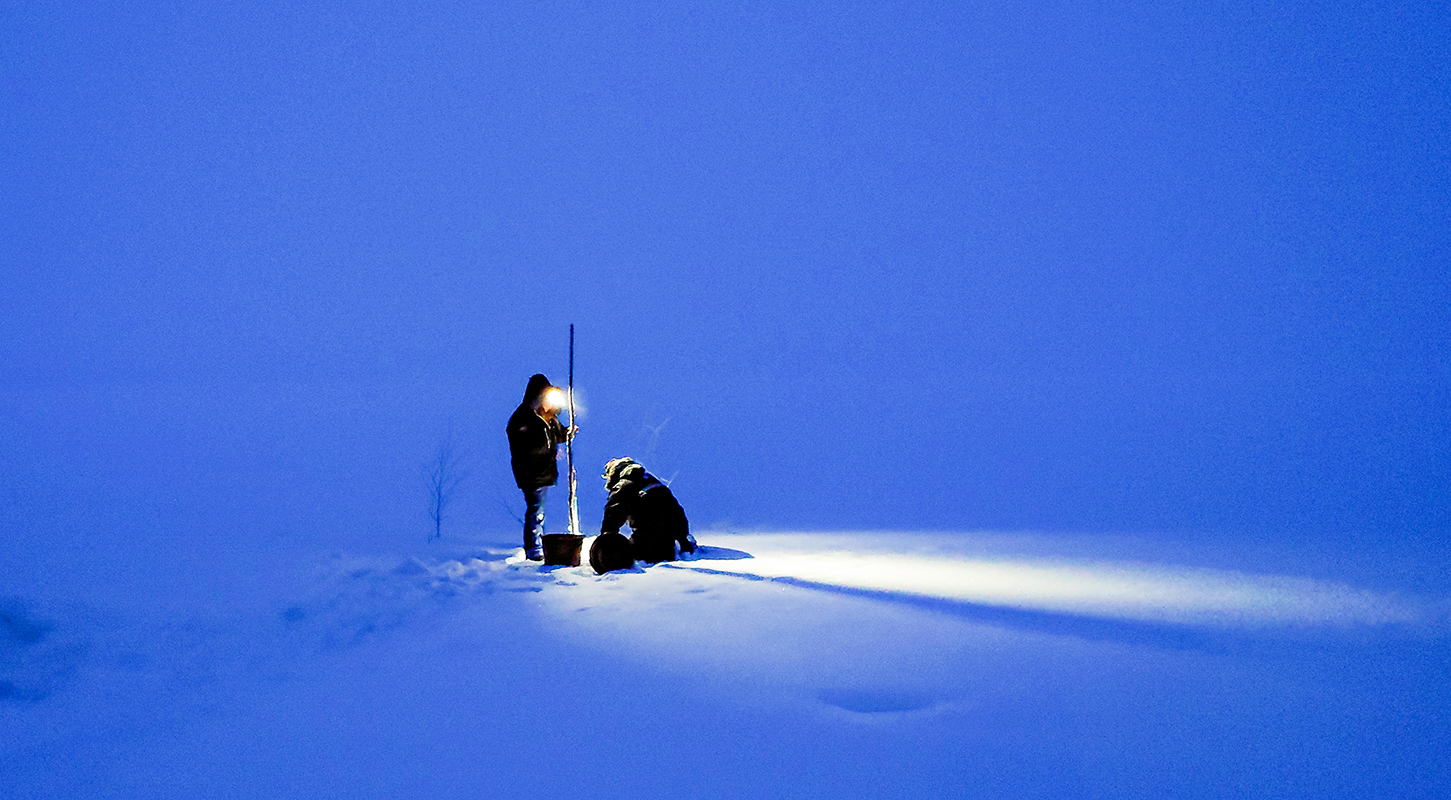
[[603, 457, 635, 481], [603, 457, 644, 490]]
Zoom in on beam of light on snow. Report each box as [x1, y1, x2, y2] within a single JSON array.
[[672, 548, 1421, 629]]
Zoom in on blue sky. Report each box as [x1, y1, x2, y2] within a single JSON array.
[[2, 0, 1447, 545]]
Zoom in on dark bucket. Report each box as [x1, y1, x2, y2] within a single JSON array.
[[542, 533, 584, 567]]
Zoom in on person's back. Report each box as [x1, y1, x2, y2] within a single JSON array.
[[629, 479, 689, 562], [601, 458, 693, 563]]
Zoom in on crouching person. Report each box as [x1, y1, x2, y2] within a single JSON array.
[[597, 457, 696, 566]]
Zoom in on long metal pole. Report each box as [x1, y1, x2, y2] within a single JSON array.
[[567, 324, 580, 537]]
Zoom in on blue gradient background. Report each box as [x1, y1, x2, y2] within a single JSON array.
[[3, 1, 1447, 564]]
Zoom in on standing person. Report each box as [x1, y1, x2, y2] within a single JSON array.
[[600, 457, 696, 564], [507, 374, 574, 561]]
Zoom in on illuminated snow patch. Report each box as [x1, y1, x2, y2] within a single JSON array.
[[670, 551, 1419, 628]]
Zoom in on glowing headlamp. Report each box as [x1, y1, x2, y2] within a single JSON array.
[[541, 387, 568, 412]]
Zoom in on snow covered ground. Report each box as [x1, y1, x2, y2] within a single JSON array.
[[3, 529, 1447, 799]]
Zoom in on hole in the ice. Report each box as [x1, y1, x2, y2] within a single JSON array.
[[818, 689, 935, 714]]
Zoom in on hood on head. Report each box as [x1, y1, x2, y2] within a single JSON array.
[[523, 374, 552, 405]]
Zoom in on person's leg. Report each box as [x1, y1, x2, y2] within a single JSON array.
[[523, 486, 547, 560], [631, 530, 674, 563]]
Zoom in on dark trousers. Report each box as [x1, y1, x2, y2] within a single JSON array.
[[522, 486, 548, 558], [630, 530, 677, 564]]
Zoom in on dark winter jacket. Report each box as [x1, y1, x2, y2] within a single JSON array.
[[601, 471, 690, 563], [507, 374, 567, 489]]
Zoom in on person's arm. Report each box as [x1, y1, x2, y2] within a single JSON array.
[[546, 416, 569, 447], [600, 489, 630, 535]]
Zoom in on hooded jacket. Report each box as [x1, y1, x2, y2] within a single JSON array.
[[507, 374, 567, 489], [601, 461, 691, 563]]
